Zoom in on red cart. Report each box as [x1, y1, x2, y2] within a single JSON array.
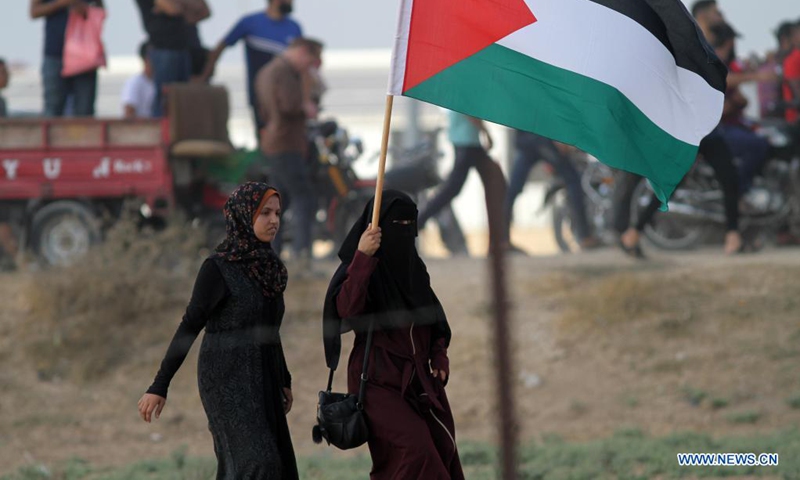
[[0, 84, 235, 266]]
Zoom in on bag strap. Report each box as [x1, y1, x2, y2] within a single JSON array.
[[325, 318, 375, 411]]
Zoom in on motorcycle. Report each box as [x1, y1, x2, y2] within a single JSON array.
[[623, 120, 800, 250]]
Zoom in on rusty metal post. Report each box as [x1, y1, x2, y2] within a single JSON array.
[[481, 155, 518, 479]]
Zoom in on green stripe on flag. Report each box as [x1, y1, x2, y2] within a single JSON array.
[[404, 43, 698, 204]]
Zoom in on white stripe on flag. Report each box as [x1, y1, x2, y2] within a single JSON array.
[[497, 0, 723, 146], [388, 0, 414, 95]]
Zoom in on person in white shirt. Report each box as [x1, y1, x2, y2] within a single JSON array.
[[121, 42, 156, 119]]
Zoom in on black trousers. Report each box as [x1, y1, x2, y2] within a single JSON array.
[[614, 128, 740, 233]]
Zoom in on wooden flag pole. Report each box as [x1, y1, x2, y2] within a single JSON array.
[[371, 95, 395, 227]]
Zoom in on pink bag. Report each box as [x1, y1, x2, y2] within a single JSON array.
[[61, 6, 107, 77]]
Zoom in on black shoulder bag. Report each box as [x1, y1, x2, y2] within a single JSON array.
[[312, 319, 374, 450]]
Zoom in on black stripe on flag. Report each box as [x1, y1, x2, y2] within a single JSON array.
[[586, 0, 727, 93]]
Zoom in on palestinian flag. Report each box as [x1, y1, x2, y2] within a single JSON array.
[[388, 0, 727, 203]]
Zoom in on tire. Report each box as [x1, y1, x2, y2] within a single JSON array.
[[30, 201, 101, 266], [552, 199, 579, 254], [631, 179, 705, 251]]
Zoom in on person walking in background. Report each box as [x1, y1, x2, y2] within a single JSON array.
[[120, 43, 155, 119], [200, 0, 302, 141], [418, 110, 509, 253], [138, 183, 299, 480], [255, 37, 322, 268], [504, 131, 599, 251], [135, 0, 210, 117], [323, 191, 464, 480], [30, 0, 104, 117]]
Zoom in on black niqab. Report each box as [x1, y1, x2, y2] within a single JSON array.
[[323, 190, 451, 370]]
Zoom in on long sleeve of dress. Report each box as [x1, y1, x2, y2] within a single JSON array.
[[430, 337, 449, 376], [146, 259, 228, 398], [335, 251, 379, 319]]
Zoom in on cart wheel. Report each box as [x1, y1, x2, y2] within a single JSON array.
[[31, 201, 101, 266]]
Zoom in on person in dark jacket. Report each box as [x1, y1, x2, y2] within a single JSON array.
[[323, 190, 464, 480], [138, 182, 298, 479]]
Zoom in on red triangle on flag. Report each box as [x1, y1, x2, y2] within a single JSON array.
[[403, 0, 537, 93]]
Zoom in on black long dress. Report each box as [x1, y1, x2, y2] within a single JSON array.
[[147, 257, 298, 480]]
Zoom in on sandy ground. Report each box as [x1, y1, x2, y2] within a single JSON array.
[[1, 229, 800, 474]]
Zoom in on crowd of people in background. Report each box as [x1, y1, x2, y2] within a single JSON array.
[[17, 0, 322, 262], [3, 0, 800, 264]]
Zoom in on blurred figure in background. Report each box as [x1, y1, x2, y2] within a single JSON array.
[[417, 111, 509, 254], [504, 131, 599, 252], [0, 58, 8, 117], [187, 24, 211, 83], [757, 22, 795, 119], [121, 42, 155, 119], [691, 0, 724, 41], [712, 23, 770, 196], [135, 0, 210, 116], [255, 37, 322, 269], [0, 58, 16, 270], [201, 0, 302, 141], [30, 0, 105, 117], [782, 21, 800, 125]]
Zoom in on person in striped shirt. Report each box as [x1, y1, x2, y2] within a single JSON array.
[[200, 0, 302, 141]]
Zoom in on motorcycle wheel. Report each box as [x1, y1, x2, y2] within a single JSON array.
[[551, 199, 580, 254], [631, 179, 705, 251]]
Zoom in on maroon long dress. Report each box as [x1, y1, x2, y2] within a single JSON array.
[[335, 251, 464, 480]]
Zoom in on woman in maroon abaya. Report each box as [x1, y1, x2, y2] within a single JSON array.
[[322, 190, 464, 480]]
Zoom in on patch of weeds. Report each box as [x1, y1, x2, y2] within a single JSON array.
[[710, 397, 730, 410], [682, 386, 708, 407], [726, 410, 762, 424], [622, 395, 640, 408], [786, 392, 800, 409], [569, 399, 589, 416]]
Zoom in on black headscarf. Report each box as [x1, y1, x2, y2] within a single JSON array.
[[323, 190, 451, 370], [214, 182, 288, 298]]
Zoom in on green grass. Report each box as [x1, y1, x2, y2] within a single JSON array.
[[4, 429, 800, 479], [711, 397, 730, 410], [726, 410, 763, 425], [682, 386, 708, 407], [787, 392, 800, 410]]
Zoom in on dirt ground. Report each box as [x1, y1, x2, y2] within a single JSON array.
[[1, 231, 800, 474]]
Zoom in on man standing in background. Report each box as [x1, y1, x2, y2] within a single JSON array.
[[30, 0, 104, 117], [255, 38, 322, 268], [200, 0, 302, 141], [135, 0, 210, 116]]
